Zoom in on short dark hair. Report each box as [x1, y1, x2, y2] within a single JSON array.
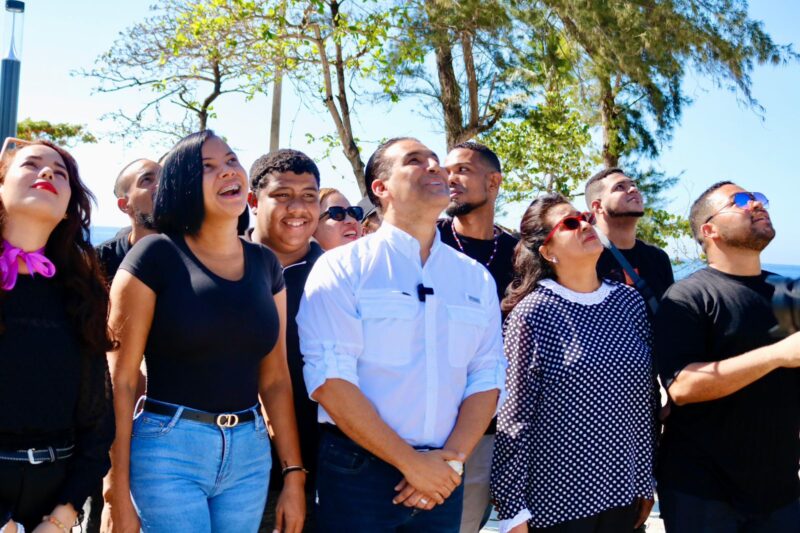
[[584, 167, 626, 206], [113, 158, 148, 199], [154, 130, 216, 236], [364, 137, 419, 208], [451, 141, 502, 173], [689, 180, 734, 244], [249, 149, 320, 192]]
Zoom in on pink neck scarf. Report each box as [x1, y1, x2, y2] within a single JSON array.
[[0, 240, 57, 290]]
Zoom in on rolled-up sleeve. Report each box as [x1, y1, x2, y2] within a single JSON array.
[[464, 278, 507, 404], [298, 254, 363, 397]]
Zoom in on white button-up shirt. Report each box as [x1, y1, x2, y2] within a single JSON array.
[[297, 222, 506, 448]]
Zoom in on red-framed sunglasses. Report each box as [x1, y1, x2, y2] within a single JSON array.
[[543, 212, 596, 244]]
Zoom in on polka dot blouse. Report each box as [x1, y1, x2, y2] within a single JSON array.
[[491, 279, 658, 530]]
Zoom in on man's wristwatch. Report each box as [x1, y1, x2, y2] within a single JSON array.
[[446, 459, 464, 476]]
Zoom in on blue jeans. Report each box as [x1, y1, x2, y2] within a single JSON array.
[[315, 428, 464, 533], [129, 400, 271, 533], [659, 486, 800, 533]]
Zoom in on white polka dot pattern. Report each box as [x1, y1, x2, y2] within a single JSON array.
[[491, 281, 658, 528]]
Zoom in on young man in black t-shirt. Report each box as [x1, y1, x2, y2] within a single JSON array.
[[654, 181, 800, 531], [246, 149, 323, 532], [95, 159, 160, 283], [585, 167, 674, 303], [439, 141, 517, 532]]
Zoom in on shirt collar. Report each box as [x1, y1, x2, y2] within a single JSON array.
[[376, 221, 442, 264]]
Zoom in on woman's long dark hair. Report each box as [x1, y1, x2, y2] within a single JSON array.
[[0, 141, 114, 427], [502, 193, 570, 314]]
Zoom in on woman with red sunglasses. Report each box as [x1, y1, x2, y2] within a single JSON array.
[[491, 193, 658, 533]]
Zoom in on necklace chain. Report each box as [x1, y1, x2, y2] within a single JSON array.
[[450, 220, 500, 268]]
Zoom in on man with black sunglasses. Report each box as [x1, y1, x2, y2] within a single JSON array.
[[440, 141, 517, 533], [585, 168, 674, 310], [653, 181, 800, 531], [297, 137, 505, 532]]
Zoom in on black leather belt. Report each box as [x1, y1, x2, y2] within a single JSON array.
[[143, 399, 257, 428], [0, 444, 75, 465]]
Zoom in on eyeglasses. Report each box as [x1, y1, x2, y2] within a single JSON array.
[[704, 191, 769, 223], [320, 205, 364, 222], [0, 137, 32, 159], [543, 212, 596, 245]]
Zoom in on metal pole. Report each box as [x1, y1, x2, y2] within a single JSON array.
[[0, 1, 24, 140]]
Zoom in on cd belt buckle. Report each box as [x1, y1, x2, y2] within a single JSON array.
[[216, 414, 239, 428]]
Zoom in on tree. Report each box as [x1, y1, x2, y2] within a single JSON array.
[[388, 0, 519, 149], [81, 0, 267, 143], [535, 0, 797, 166], [17, 118, 97, 146], [173, 0, 400, 194]]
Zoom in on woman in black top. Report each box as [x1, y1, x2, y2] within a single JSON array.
[[491, 194, 657, 533], [0, 139, 114, 532], [106, 131, 304, 533]]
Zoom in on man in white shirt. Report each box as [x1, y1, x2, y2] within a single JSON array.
[[297, 137, 506, 532]]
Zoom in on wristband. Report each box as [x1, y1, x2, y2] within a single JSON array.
[[42, 515, 70, 533], [281, 465, 309, 477]]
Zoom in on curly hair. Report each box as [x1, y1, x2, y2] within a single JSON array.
[[502, 193, 570, 314], [249, 149, 320, 192], [0, 140, 114, 355]]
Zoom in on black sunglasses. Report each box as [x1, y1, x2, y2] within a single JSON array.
[[705, 191, 769, 223], [320, 205, 364, 222]]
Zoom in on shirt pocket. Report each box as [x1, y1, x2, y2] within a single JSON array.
[[446, 304, 487, 367], [358, 292, 418, 366]]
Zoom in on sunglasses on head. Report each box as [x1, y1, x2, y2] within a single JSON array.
[[320, 205, 364, 222], [543, 212, 595, 245], [704, 191, 769, 223], [0, 137, 32, 159]]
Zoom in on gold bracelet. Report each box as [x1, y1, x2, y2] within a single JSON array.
[[42, 515, 70, 533]]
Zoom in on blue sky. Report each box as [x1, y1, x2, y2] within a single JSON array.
[[13, 0, 800, 264]]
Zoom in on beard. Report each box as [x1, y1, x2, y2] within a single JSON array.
[[606, 206, 644, 218], [445, 196, 488, 218], [134, 211, 157, 230], [720, 223, 775, 252]]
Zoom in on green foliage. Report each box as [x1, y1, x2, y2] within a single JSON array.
[[17, 118, 97, 146]]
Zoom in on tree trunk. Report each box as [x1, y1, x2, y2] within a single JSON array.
[[598, 73, 619, 167], [269, 69, 282, 152], [434, 40, 463, 151]]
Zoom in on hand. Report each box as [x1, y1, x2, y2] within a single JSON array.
[[31, 523, 63, 533], [633, 497, 654, 528], [394, 449, 465, 506], [273, 475, 306, 533], [391, 480, 438, 511], [107, 495, 141, 533], [509, 522, 528, 533]]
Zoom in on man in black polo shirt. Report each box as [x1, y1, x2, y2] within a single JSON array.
[[95, 159, 160, 283], [246, 149, 323, 532], [585, 167, 674, 305], [439, 141, 517, 532], [654, 181, 800, 531]]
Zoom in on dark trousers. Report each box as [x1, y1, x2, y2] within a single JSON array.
[[315, 429, 464, 533], [531, 503, 639, 533], [660, 487, 800, 532], [0, 459, 68, 530]]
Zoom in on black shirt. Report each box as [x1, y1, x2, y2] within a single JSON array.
[[437, 218, 518, 304], [120, 233, 285, 412], [438, 218, 517, 435], [95, 227, 132, 283], [596, 239, 674, 303], [244, 231, 325, 490], [0, 276, 113, 509], [654, 267, 800, 513]]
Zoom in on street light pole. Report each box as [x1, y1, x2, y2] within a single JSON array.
[[0, 0, 24, 140]]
